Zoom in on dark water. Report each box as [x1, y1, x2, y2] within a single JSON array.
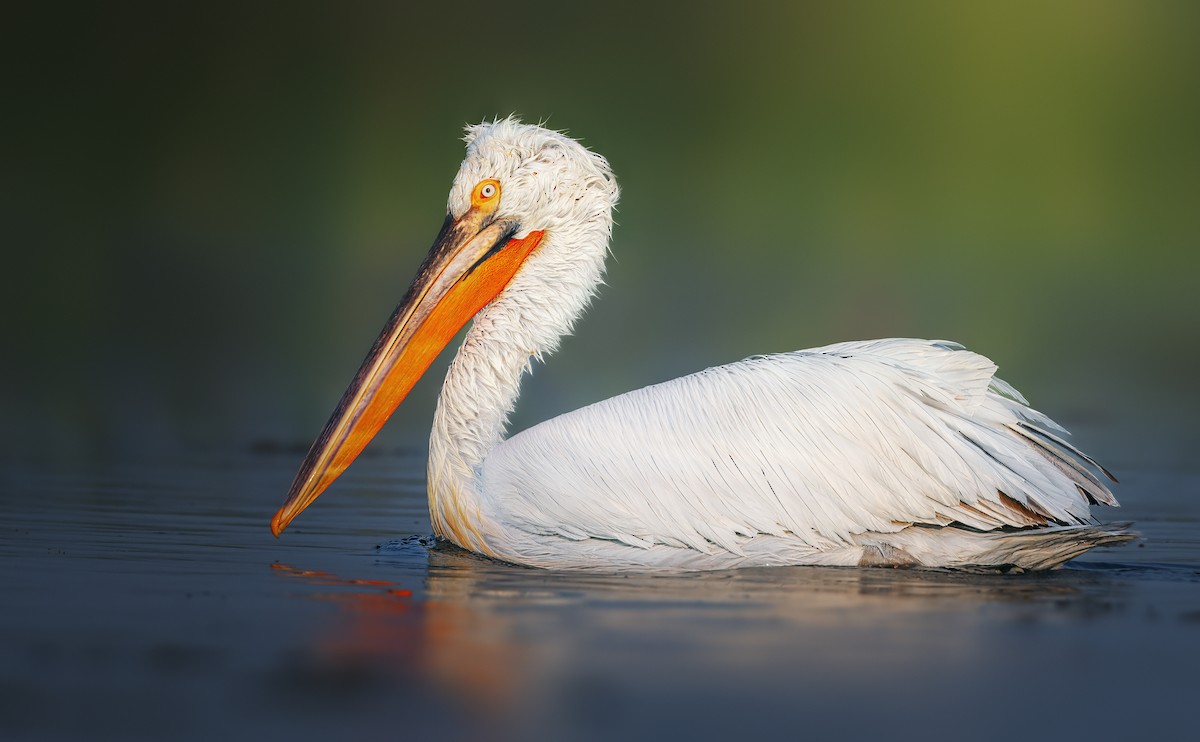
[[3, 432, 1199, 742]]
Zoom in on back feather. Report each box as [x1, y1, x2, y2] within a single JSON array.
[[479, 339, 1122, 568]]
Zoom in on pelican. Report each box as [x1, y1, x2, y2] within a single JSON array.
[[271, 118, 1130, 571]]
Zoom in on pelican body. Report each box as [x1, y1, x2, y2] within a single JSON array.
[[271, 119, 1129, 571]]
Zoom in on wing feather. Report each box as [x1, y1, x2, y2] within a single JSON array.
[[481, 339, 1114, 554]]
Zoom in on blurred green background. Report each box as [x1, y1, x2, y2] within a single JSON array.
[[3, 0, 1197, 464]]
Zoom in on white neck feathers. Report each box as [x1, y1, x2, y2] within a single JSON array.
[[427, 224, 610, 546]]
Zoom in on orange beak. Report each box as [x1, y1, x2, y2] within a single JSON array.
[[270, 199, 545, 537]]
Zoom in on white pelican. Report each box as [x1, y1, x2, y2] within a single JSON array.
[[271, 118, 1130, 571]]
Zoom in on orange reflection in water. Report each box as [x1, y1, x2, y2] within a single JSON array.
[[271, 561, 526, 717]]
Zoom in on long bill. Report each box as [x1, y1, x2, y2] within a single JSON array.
[[270, 204, 545, 536]]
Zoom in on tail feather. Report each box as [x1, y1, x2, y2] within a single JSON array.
[[968, 523, 1135, 571]]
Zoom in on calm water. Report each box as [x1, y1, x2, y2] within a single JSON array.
[[3, 424, 1199, 741]]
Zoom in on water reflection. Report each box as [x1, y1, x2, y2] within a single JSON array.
[[270, 543, 1146, 739], [271, 559, 523, 716]]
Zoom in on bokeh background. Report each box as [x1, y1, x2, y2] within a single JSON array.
[[4, 0, 1198, 467]]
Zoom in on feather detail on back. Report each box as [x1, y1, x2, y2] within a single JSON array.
[[478, 339, 1121, 566]]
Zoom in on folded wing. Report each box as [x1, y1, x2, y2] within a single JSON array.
[[481, 339, 1117, 557]]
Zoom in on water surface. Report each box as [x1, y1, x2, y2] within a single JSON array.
[[2, 438, 1198, 741]]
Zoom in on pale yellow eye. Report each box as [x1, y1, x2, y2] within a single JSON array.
[[481, 182, 497, 198]]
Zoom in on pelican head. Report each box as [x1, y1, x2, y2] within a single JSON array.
[[271, 118, 620, 536]]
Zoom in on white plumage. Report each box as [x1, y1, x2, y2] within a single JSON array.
[[478, 339, 1124, 570], [274, 118, 1130, 571]]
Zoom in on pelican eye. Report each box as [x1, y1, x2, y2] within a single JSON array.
[[473, 179, 501, 207]]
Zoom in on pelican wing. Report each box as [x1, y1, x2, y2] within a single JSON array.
[[481, 339, 1115, 556]]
